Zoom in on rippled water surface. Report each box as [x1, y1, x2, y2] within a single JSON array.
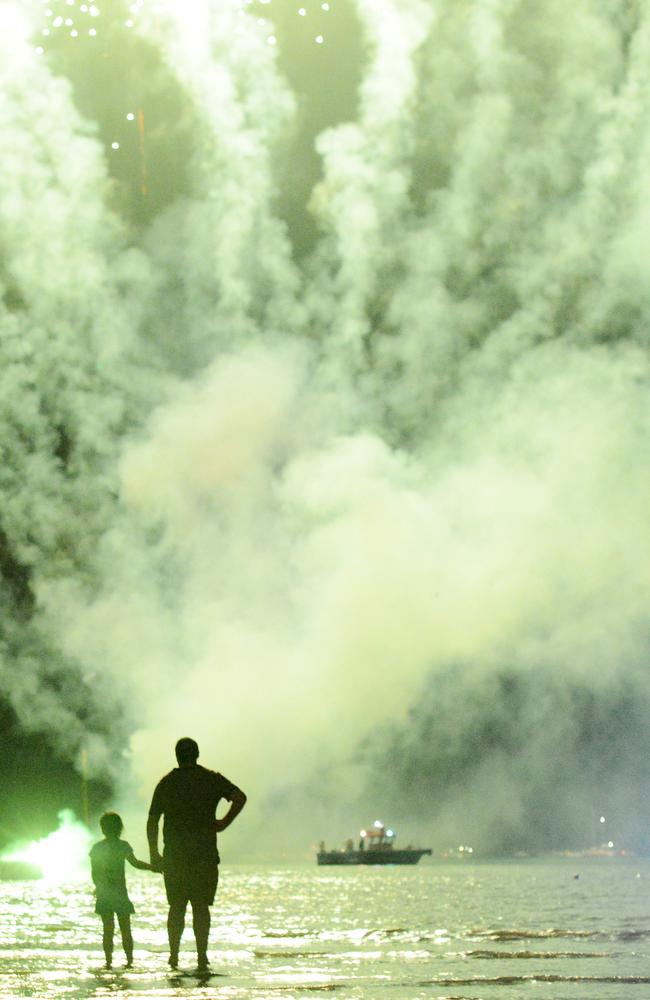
[[0, 858, 648, 999]]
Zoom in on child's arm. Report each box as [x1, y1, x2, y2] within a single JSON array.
[[125, 847, 155, 871]]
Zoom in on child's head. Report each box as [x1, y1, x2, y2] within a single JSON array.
[[100, 811, 123, 839]]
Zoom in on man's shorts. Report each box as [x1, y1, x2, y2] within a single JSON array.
[[163, 855, 219, 907]]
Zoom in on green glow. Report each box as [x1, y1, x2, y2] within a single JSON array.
[[2, 811, 92, 883]]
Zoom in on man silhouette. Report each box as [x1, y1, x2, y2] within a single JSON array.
[[147, 737, 246, 970]]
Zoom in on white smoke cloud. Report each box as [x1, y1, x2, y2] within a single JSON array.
[[2, 0, 650, 855], [0, 4, 158, 771]]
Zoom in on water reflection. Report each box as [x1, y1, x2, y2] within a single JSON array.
[[0, 860, 648, 998]]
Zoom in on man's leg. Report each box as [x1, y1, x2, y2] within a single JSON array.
[[191, 901, 211, 969], [167, 901, 187, 968]]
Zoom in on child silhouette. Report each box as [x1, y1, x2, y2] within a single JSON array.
[[90, 811, 154, 968]]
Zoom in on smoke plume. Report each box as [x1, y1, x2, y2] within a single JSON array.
[[2, 0, 650, 856]]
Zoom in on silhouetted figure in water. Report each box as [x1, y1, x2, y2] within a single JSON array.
[[90, 811, 154, 968], [147, 737, 247, 971]]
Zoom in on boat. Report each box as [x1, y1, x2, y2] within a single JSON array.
[[317, 821, 432, 866]]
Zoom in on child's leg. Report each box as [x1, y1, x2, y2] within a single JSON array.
[[101, 914, 114, 967], [117, 914, 134, 966]]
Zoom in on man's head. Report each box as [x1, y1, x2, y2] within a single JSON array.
[[175, 737, 199, 765]]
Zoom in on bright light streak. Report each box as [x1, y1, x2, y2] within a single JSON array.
[[2, 811, 92, 884]]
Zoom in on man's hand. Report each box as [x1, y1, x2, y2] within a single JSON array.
[[214, 788, 247, 833], [149, 851, 163, 872]]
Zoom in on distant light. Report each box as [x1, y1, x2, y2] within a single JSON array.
[[360, 829, 366, 837], [65, 17, 73, 24], [315, 34, 324, 43], [80, 3, 88, 9], [298, 6, 306, 13], [44, 8, 53, 15], [126, 112, 135, 121], [608, 841, 614, 848], [321, 2, 329, 7], [70, 28, 78, 35], [42, 27, 50, 34], [125, 18, 133, 26], [374, 820, 383, 828], [600, 816, 606, 823], [35, 45, 45, 54], [66, 0, 75, 5], [386, 829, 394, 837], [53, 15, 63, 25], [266, 34, 276, 44], [459, 845, 465, 852], [89, 4, 100, 15], [88, 27, 96, 34], [111, 142, 120, 149]]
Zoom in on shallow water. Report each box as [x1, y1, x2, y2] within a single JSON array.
[[0, 857, 647, 999]]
